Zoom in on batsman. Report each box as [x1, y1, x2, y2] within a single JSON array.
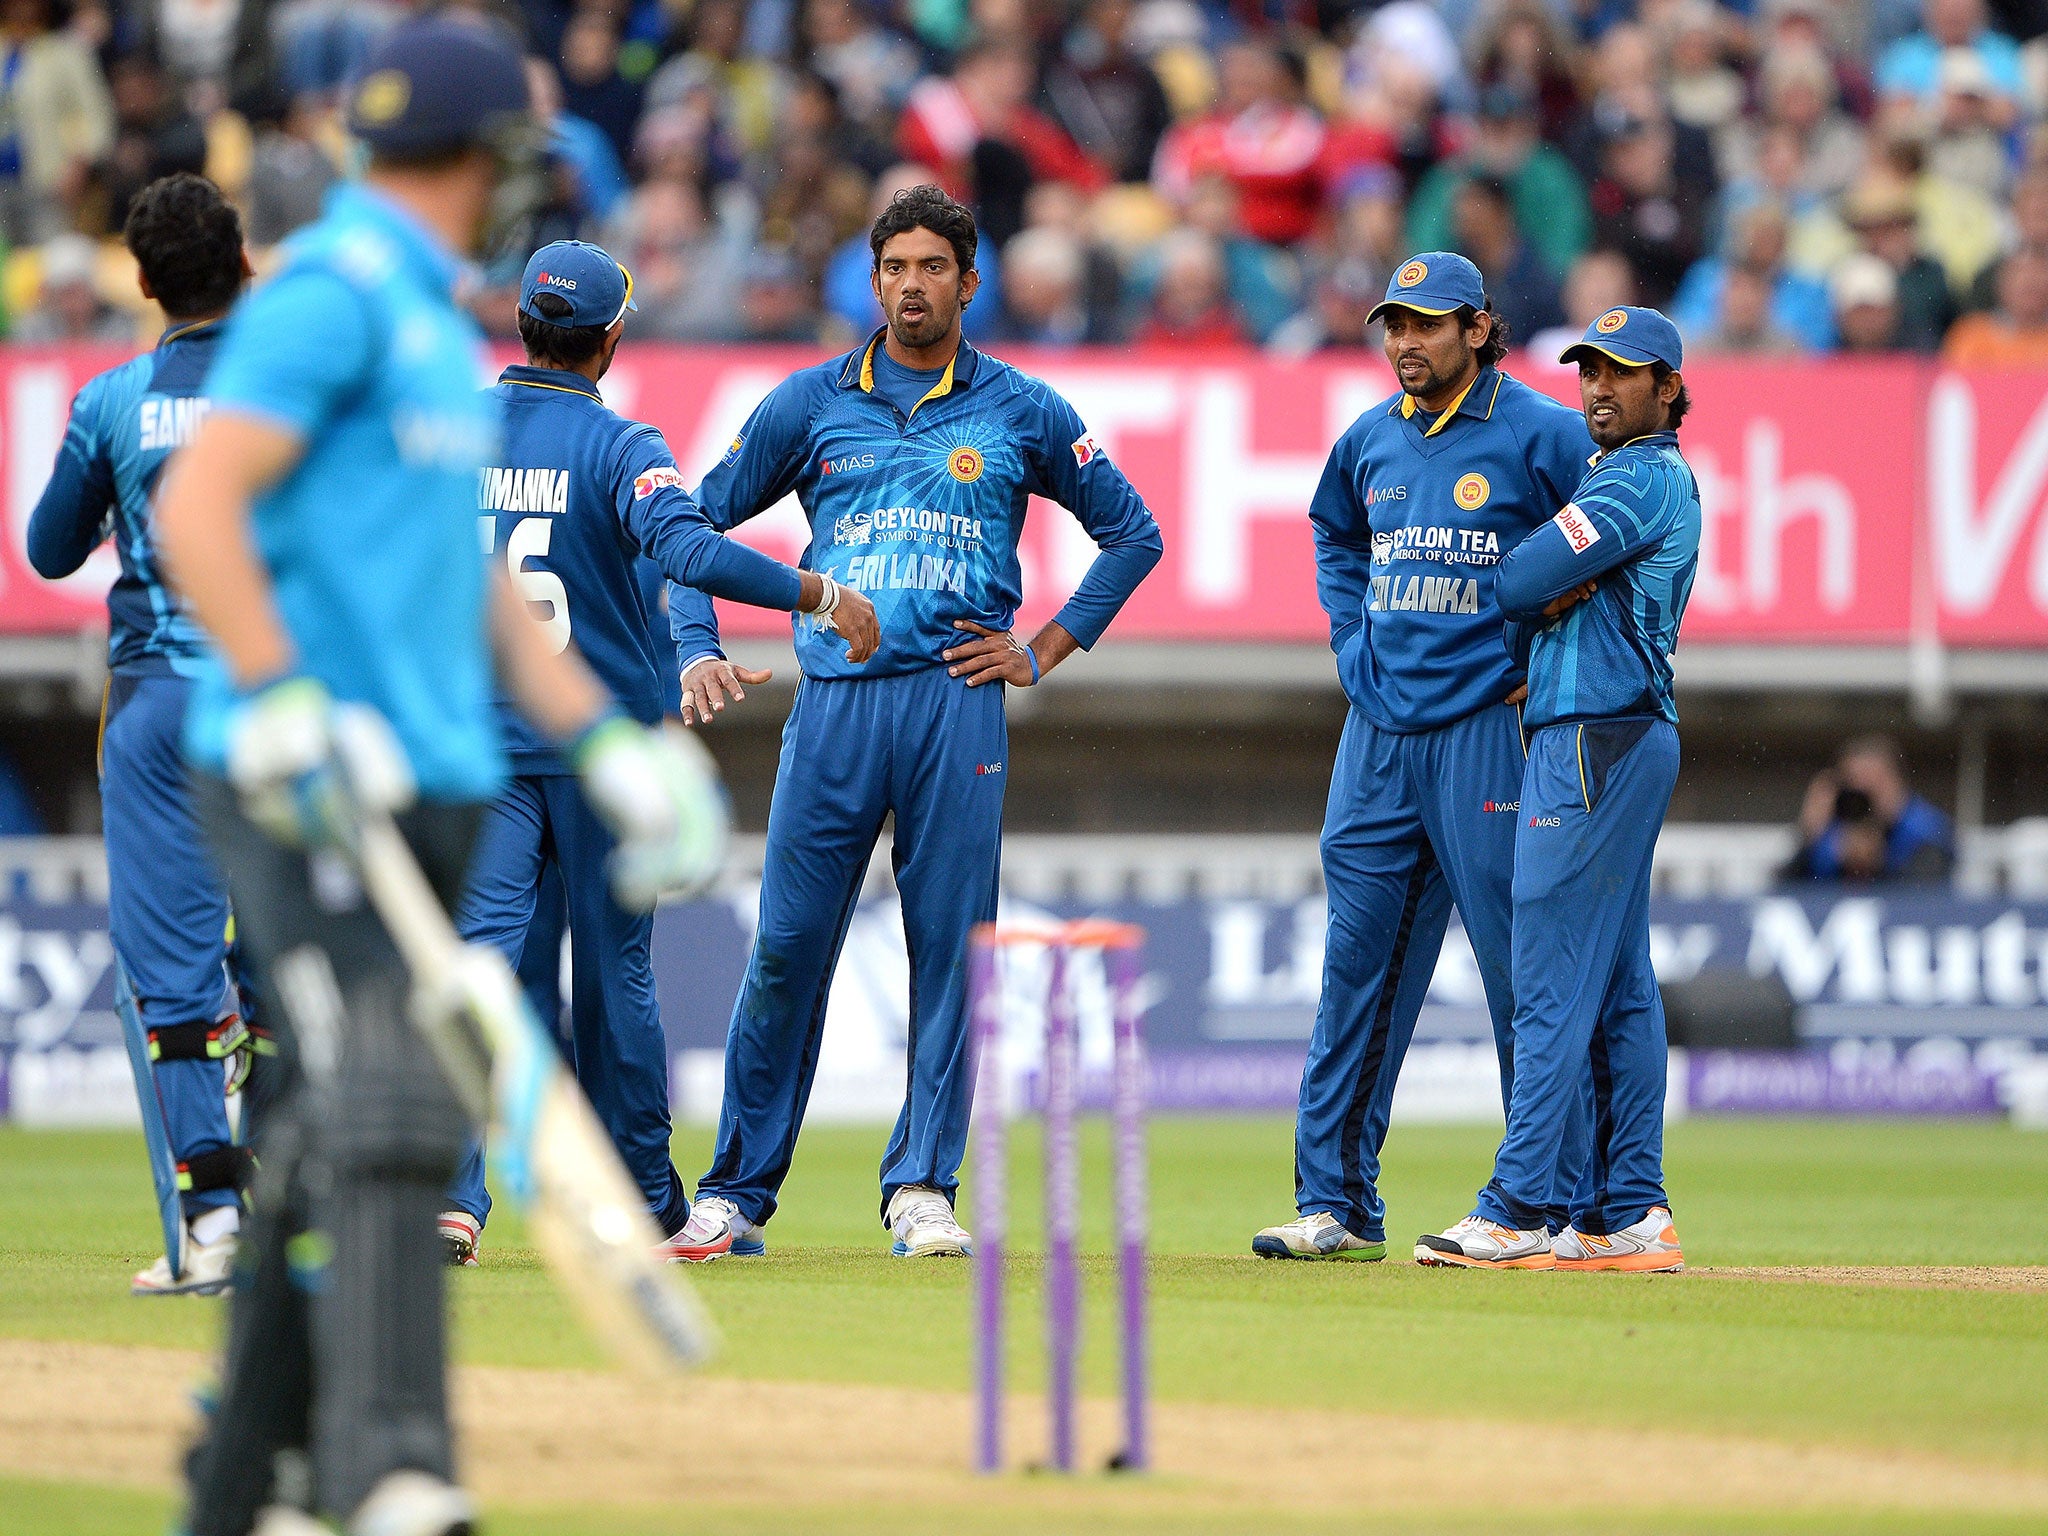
[[664, 185, 1162, 1261], [1254, 252, 1595, 1261]]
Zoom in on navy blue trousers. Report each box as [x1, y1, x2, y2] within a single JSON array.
[[1478, 719, 1678, 1234], [446, 775, 686, 1234], [101, 671, 237, 1217], [699, 668, 1005, 1226], [1297, 701, 1585, 1241]]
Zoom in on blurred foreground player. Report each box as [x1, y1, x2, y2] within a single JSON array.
[[440, 239, 879, 1265], [1418, 306, 1700, 1271], [157, 21, 722, 1535], [665, 185, 1162, 1260], [25, 172, 256, 1295], [1253, 253, 1592, 1261]]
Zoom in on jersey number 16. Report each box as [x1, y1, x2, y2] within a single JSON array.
[[478, 515, 571, 654]]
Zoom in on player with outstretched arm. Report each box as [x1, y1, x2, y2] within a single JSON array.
[[1418, 306, 1700, 1271], [663, 184, 1163, 1261], [438, 239, 879, 1266], [1252, 253, 1595, 1262]]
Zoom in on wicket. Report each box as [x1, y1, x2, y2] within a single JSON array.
[[968, 919, 1149, 1475]]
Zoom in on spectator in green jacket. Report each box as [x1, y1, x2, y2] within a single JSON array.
[[1405, 84, 1589, 279]]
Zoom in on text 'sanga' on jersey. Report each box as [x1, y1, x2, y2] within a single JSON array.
[[669, 333, 1163, 680], [187, 182, 505, 801], [1309, 367, 1592, 733], [481, 363, 802, 770], [1495, 429, 1702, 731], [25, 320, 225, 676]]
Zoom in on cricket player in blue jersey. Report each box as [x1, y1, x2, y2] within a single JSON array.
[[154, 22, 723, 1535], [438, 239, 880, 1266], [25, 173, 256, 1297], [1253, 252, 1594, 1261], [663, 185, 1162, 1261], [1418, 306, 1699, 1272]]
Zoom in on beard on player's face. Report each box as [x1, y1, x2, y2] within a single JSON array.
[[1580, 357, 1665, 448], [1382, 310, 1480, 406], [889, 287, 957, 347]]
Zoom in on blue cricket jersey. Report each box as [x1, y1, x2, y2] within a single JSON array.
[[1495, 429, 1702, 730], [668, 331, 1162, 678], [1310, 366, 1592, 733], [186, 182, 505, 802], [483, 362, 802, 771], [25, 320, 225, 676]]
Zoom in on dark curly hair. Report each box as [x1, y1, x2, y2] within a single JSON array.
[[517, 290, 611, 369], [1451, 302, 1513, 368], [123, 173, 244, 320], [869, 184, 978, 274], [1652, 362, 1692, 430]]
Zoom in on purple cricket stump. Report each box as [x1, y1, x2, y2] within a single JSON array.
[[969, 935, 1006, 1474], [1042, 943, 1081, 1473], [1106, 941, 1150, 1473]]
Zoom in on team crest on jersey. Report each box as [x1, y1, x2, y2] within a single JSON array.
[[948, 445, 984, 483], [634, 465, 684, 499], [1396, 259, 1428, 288], [1596, 308, 1628, 334], [1071, 433, 1103, 467], [1453, 472, 1490, 511]]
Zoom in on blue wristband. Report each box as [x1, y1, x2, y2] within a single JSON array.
[[1026, 643, 1040, 685]]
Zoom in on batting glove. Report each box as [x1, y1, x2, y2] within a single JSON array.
[[573, 715, 730, 909], [224, 677, 415, 847]]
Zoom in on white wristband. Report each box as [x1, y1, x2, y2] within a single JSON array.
[[807, 574, 840, 621]]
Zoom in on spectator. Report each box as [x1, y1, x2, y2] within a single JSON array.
[[1527, 246, 1639, 359], [739, 244, 822, 343], [1840, 175, 1958, 351], [998, 225, 1103, 345], [1717, 44, 1866, 207], [804, 0, 921, 138], [0, 0, 114, 243], [527, 56, 629, 234], [90, 52, 207, 236], [643, 0, 787, 168], [560, 9, 647, 165], [606, 175, 750, 341], [1661, 1, 1743, 139], [1924, 47, 2016, 196], [1588, 114, 1709, 306], [1132, 229, 1247, 347], [243, 87, 342, 248], [1829, 253, 1906, 351], [1783, 736, 1955, 883], [1040, 0, 1172, 184], [1408, 85, 1591, 280], [14, 233, 126, 342], [1178, 170, 1296, 341], [1867, 125, 2004, 295], [1267, 256, 1381, 356], [269, 0, 397, 99], [1692, 261, 1806, 353], [1018, 178, 1123, 339], [1876, 0, 2025, 132], [1451, 172, 1563, 339], [1563, 24, 1719, 196], [1673, 202, 1835, 350], [1153, 38, 1326, 247], [1942, 245, 2048, 363], [1965, 166, 2048, 308], [1466, 0, 1581, 145]]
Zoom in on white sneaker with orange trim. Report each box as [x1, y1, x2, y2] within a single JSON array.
[[1414, 1214, 1555, 1269], [1553, 1207, 1685, 1272], [437, 1211, 481, 1268]]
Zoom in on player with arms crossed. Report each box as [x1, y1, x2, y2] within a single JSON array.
[[1253, 253, 1593, 1261], [26, 172, 257, 1295], [1418, 306, 1699, 1271], [156, 22, 721, 1534], [440, 239, 879, 1266], [664, 185, 1162, 1261]]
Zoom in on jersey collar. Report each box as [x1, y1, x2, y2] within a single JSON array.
[[1590, 428, 1680, 466], [157, 315, 223, 348], [1391, 365, 1505, 438], [840, 327, 984, 416], [498, 362, 604, 401]]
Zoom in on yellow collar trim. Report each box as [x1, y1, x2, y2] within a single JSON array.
[[1399, 369, 1484, 437], [161, 317, 222, 345], [858, 335, 959, 418], [505, 377, 602, 402]]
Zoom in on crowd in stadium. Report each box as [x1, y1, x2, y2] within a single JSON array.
[[3, 0, 2047, 362]]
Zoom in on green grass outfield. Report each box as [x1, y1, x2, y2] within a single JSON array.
[[4, 1115, 2047, 1533]]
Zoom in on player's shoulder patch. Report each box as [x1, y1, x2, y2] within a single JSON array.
[[1071, 431, 1104, 468], [1553, 502, 1601, 553], [634, 464, 686, 500]]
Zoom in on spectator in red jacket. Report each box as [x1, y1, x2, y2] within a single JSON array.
[[1153, 38, 1326, 246]]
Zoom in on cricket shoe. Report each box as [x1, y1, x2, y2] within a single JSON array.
[[1251, 1210, 1387, 1261], [659, 1195, 763, 1262], [1553, 1207, 1685, 1273], [887, 1185, 972, 1258], [350, 1470, 475, 1536], [131, 1226, 237, 1296], [1415, 1215, 1555, 1270], [437, 1211, 481, 1268]]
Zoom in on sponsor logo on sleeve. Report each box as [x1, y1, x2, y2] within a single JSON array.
[[1070, 433, 1102, 467], [634, 465, 685, 499], [1554, 502, 1601, 553]]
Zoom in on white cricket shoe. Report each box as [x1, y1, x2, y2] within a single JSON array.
[[131, 1225, 237, 1296], [887, 1185, 972, 1258], [252, 1506, 325, 1536], [659, 1194, 763, 1262], [1415, 1214, 1555, 1270], [1553, 1207, 1685, 1273], [1251, 1211, 1388, 1261], [437, 1212, 481, 1268], [350, 1469, 475, 1536]]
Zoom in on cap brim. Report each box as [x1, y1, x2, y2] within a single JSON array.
[[1559, 340, 1662, 368], [1367, 298, 1464, 325]]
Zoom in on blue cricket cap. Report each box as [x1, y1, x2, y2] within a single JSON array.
[[1561, 305, 1685, 371], [520, 241, 637, 328], [346, 17, 529, 159], [1367, 251, 1487, 326]]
